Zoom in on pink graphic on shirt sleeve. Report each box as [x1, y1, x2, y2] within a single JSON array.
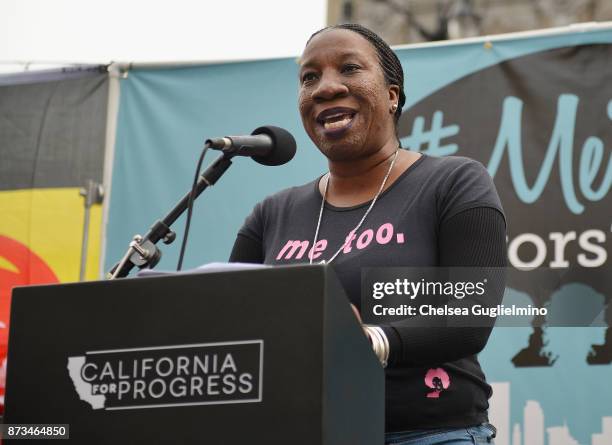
[[424, 368, 450, 398]]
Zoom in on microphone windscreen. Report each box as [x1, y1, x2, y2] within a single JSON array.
[[250, 126, 296, 166]]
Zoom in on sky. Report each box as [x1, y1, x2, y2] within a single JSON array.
[[0, 0, 327, 72]]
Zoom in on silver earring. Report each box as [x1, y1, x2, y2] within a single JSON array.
[[391, 103, 398, 113]]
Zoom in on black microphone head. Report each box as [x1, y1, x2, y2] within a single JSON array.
[[250, 126, 296, 166]]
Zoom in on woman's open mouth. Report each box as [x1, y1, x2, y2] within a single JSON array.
[[316, 107, 357, 136]]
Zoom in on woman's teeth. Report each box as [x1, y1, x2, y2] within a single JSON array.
[[323, 115, 353, 129]]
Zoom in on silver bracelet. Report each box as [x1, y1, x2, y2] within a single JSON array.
[[371, 326, 389, 368], [364, 325, 389, 368], [366, 326, 382, 361], [374, 326, 390, 367]]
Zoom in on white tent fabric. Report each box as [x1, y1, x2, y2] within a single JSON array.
[[0, 0, 327, 72]]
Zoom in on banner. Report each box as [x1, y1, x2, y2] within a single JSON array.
[[107, 26, 612, 444], [0, 69, 109, 409], [397, 40, 611, 445]]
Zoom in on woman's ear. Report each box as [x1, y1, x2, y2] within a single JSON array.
[[388, 85, 400, 111]]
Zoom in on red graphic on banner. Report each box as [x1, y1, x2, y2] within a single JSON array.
[[0, 235, 59, 411]]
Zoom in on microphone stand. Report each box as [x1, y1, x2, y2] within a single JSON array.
[[106, 150, 234, 279]]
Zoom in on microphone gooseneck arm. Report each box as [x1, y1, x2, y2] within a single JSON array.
[[106, 125, 296, 279], [107, 148, 234, 279]]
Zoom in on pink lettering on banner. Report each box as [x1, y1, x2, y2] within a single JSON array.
[[275, 223, 407, 261]]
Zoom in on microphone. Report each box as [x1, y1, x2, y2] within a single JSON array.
[[206, 126, 296, 166]]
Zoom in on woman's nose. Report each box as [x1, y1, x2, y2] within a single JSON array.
[[312, 73, 349, 101]]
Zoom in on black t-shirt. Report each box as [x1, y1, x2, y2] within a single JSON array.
[[233, 153, 507, 431]]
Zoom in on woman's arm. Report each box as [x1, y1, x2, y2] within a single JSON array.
[[229, 234, 264, 263], [381, 206, 507, 367]]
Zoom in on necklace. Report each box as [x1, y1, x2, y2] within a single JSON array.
[[309, 149, 400, 265]]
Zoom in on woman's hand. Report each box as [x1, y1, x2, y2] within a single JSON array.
[[350, 304, 362, 323], [351, 304, 371, 340]]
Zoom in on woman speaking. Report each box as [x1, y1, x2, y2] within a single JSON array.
[[230, 23, 505, 445]]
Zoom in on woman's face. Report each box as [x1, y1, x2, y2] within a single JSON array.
[[298, 29, 399, 162]]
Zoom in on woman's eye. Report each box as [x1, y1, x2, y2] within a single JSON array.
[[342, 64, 360, 73], [301, 72, 317, 83]]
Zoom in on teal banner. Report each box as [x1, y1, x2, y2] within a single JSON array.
[[107, 27, 612, 445]]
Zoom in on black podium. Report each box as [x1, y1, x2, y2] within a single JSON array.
[[5, 265, 384, 444]]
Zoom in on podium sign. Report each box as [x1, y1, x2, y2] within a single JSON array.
[[5, 265, 384, 444]]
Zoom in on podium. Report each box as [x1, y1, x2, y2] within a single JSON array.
[[4, 265, 384, 444]]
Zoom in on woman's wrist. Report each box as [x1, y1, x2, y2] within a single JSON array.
[[363, 324, 389, 368]]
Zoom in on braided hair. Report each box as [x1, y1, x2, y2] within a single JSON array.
[[306, 23, 406, 126]]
